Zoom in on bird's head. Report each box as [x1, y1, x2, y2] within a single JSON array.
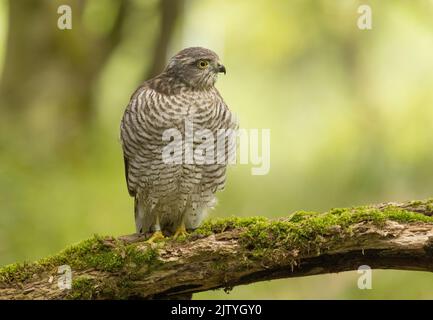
[[164, 47, 226, 89]]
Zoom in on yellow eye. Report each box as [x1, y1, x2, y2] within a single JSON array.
[[197, 60, 209, 69]]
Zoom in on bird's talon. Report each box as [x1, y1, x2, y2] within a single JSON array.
[[173, 225, 188, 239], [146, 231, 165, 244]]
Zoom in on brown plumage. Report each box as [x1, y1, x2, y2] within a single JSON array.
[[120, 47, 237, 239]]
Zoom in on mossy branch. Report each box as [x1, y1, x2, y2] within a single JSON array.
[[1, 198, 433, 300]]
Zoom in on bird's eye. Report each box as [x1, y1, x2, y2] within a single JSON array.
[[197, 60, 209, 69]]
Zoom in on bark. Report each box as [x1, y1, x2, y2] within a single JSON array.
[[1, 199, 433, 300]]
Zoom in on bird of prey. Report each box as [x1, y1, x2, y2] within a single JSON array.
[[120, 47, 237, 242]]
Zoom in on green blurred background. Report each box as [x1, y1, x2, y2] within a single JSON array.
[[1, 0, 433, 299]]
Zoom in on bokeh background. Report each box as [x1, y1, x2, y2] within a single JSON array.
[[1, 0, 433, 299]]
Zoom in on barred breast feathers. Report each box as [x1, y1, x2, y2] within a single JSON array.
[[121, 74, 237, 232]]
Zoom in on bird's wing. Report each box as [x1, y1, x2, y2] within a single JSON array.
[[199, 93, 238, 196], [123, 155, 134, 197], [120, 83, 153, 198]]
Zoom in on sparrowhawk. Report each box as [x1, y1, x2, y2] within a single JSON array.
[[120, 47, 237, 242]]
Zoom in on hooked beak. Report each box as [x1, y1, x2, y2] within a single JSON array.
[[217, 63, 226, 75]]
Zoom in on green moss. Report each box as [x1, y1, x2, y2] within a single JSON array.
[[192, 216, 268, 236], [0, 235, 160, 285], [191, 201, 433, 258], [0, 262, 43, 284], [2, 200, 433, 291], [240, 205, 433, 254], [287, 211, 318, 223], [32, 235, 125, 272], [68, 277, 96, 300], [410, 200, 424, 206], [423, 199, 433, 212], [67, 276, 134, 300], [409, 198, 433, 210], [127, 245, 159, 267]]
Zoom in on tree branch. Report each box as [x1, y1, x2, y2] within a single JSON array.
[[1, 198, 433, 300]]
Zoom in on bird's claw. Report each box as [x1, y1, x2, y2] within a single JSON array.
[[145, 231, 165, 244], [173, 225, 188, 239]]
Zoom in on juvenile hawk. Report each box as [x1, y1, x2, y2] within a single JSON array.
[[120, 47, 237, 242]]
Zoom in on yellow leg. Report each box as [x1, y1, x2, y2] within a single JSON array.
[[146, 215, 164, 244], [146, 230, 165, 244], [173, 223, 188, 239]]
